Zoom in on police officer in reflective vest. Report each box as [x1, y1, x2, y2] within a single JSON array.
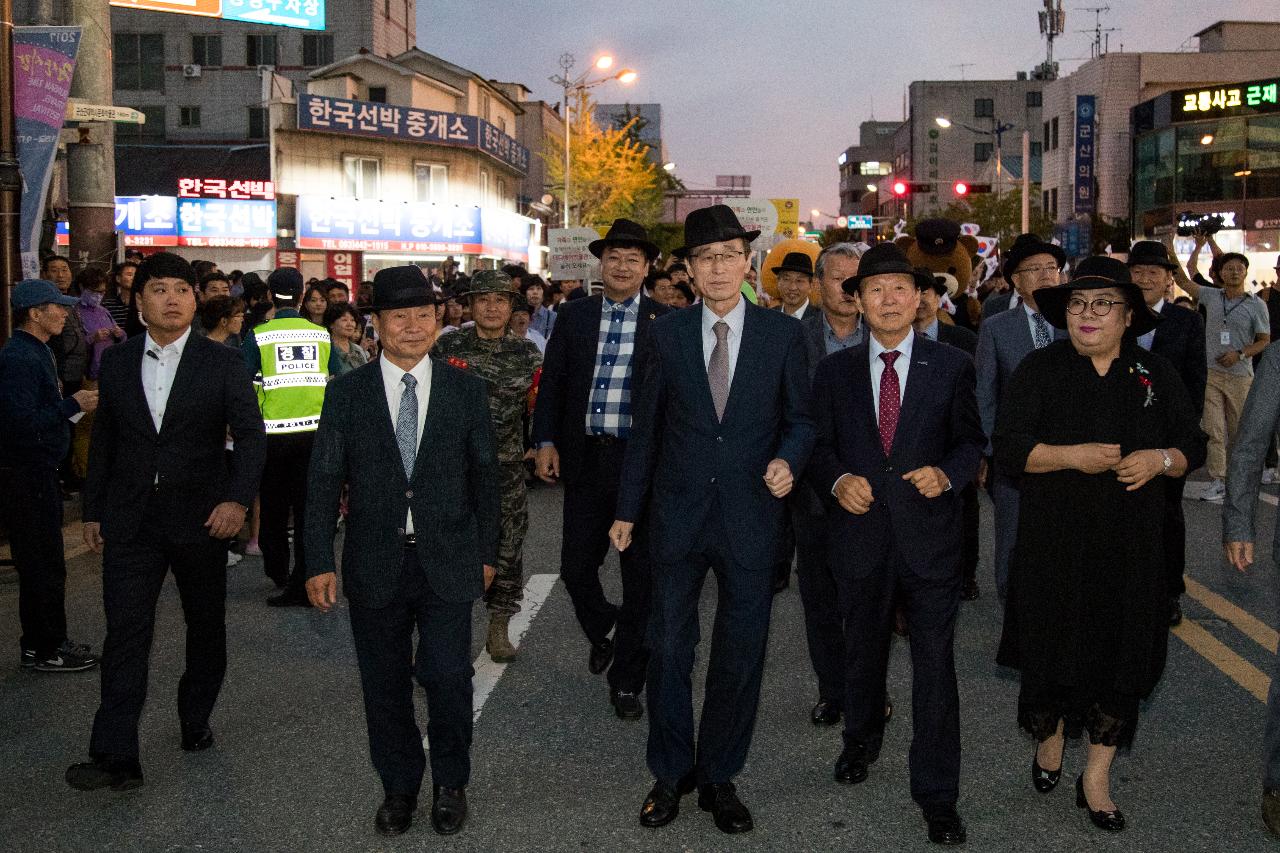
[[241, 268, 341, 606]]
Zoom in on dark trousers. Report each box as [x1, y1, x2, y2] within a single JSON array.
[[790, 497, 844, 706], [1164, 475, 1188, 596], [90, 517, 227, 759], [961, 483, 979, 586], [839, 551, 961, 810], [646, 502, 774, 786], [559, 439, 651, 693], [259, 431, 314, 593], [2, 465, 67, 657], [348, 548, 473, 796]]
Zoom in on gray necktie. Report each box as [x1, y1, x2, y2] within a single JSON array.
[[709, 321, 730, 421], [1032, 312, 1051, 349], [396, 373, 418, 478]]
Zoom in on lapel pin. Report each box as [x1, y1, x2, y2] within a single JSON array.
[[648, 313, 656, 320]]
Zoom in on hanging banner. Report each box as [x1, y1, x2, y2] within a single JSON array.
[[547, 227, 599, 280], [325, 250, 362, 293], [1073, 95, 1096, 215], [13, 26, 81, 277], [770, 198, 800, 238]]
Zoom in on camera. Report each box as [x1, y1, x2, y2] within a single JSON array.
[[1176, 211, 1226, 237]]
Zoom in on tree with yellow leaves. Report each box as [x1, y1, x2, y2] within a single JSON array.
[[544, 90, 663, 228]]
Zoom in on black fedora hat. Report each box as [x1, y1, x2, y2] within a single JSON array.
[[841, 243, 936, 295], [588, 218, 660, 261], [1035, 255, 1160, 338], [771, 252, 814, 277], [674, 204, 760, 258], [1126, 240, 1179, 270], [1002, 233, 1067, 283], [371, 265, 437, 311]]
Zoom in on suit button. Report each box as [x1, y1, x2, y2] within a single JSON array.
[[710, 477, 717, 484], [405, 489, 414, 499], [716, 436, 724, 443], [884, 466, 893, 474]]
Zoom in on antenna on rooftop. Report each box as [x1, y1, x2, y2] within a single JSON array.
[[1075, 5, 1118, 59]]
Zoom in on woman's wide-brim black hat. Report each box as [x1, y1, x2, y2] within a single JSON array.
[[1035, 255, 1161, 338]]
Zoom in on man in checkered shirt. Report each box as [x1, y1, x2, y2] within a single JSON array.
[[533, 219, 669, 722]]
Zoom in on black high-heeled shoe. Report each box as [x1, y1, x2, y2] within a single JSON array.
[[1031, 751, 1061, 793], [1075, 774, 1126, 831]]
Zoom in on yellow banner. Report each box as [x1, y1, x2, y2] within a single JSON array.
[[771, 198, 800, 238]]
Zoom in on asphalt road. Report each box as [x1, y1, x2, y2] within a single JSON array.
[[1, 480, 1278, 852]]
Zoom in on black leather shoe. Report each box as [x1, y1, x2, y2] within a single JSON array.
[[431, 785, 467, 835], [834, 744, 877, 785], [267, 590, 311, 608], [810, 700, 841, 726], [698, 782, 753, 834], [925, 806, 967, 845], [1076, 775, 1125, 831], [66, 756, 144, 791], [180, 723, 214, 752], [1169, 596, 1183, 626], [374, 793, 416, 836], [639, 772, 696, 828], [1031, 747, 1061, 793], [960, 578, 980, 601], [588, 637, 614, 675], [611, 689, 643, 720]]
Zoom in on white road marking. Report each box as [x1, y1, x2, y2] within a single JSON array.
[[423, 573, 559, 748]]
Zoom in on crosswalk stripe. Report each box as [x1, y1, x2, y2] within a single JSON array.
[[1184, 576, 1279, 654]]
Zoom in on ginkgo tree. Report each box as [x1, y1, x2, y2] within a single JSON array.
[[544, 90, 663, 229]]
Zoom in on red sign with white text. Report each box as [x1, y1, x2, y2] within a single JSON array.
[[178, 177, 275, 200], [275, 250, 301, 269], [326, 250, 362, 296]]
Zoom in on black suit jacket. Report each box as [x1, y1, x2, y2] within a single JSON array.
[[807, 334, 984, 579], [531, 293, 667, 483], [616, 301, 815, 569], [83, 332, 266, 544], [936, 322, 978, 357], [305, 357, 500, 608], [1150, 301, 1207, 417]]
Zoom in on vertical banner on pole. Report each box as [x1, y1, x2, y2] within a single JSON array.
[[12, 27, 81, 277], [325, 250, 362, 300]]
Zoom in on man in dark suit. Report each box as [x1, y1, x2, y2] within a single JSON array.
[[305, 266, 500, 838], [809, 243, 984, 846], [1129, 240, 1208, 625], [532, 219, 667, 720], [67, 253, 266, 791], [610, 205, 814, 835], [974, 233, 1066, 600], [913, 276, 981, 600]]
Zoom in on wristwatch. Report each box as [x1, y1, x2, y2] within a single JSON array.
[[1159, 449, 1173, 474]]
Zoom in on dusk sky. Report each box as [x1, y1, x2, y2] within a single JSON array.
[[421, 1, 1280, 220]]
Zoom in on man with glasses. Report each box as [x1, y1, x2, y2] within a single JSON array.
[[975, 234, 1066, 600]]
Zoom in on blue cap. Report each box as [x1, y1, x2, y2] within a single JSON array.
[[11, 279, 78, 310]]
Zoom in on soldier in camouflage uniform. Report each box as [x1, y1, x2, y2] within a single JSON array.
[[433, 270, 542, 662]]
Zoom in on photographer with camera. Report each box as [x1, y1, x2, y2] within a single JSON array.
[[1175, 222, 1270, 503]]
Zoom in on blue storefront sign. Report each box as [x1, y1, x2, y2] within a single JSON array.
[[221, 0, 325, 31], [102, 196, 276, 248], [1073, 95, 1096, 215], [295, 196, 533, 262], [297, 93, 530, 174]]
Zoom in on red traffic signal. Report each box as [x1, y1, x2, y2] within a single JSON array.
[[954, 181, 969, 196], [891, 181, 935, 196], [892, 180, 909, 196]]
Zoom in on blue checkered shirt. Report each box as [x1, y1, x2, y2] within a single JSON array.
[[586, 295, 639, 437]]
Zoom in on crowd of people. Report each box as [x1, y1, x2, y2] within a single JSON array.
[[3, 205, 1280, 845]]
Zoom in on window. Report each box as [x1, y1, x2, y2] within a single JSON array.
[[247, 107, 268, 139], [479, 170, 489, 204], [480, 92, 491, 122], [974, 142, 993, 162], [414, 163, 448, 203], [114, 33, 165, 91], [191, 34, 221, 67], [496, 116, 507, 134], [302, 34, 333, 67], [1026, 90, 1043, 108], [246, 34, 277, 67], [1043, 120, 1051, 151], [497, 178, 506, 206], [974, 98, 994, 118], [118, 105, 165, 143], [179, 106, 201, 127], [1030, 141, 1043, 157], [1049, 187, 1058, 218], [1043, 190, 1050, 213], [344, 156, 381, 197], [368, 86, 387, 103], [1051, 116, 1060, 149]]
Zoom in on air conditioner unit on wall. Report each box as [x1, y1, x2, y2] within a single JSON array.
[[183, 64, 201, 78]]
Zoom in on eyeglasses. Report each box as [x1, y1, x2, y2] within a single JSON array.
[[1015, 264, 1060, 278], [690, 249, 745, 268], [1065, 297, 1127, 316]]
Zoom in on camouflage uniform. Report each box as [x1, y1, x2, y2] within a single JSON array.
[[434, 272, 542, 616]]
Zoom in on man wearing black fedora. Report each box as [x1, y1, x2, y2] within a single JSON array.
[[532, 218, 668, 720], [772, 251, 815, 319], [610, 204, 814, 834], [304, 265, 501, 838], [1128, 240, 1207, 625]]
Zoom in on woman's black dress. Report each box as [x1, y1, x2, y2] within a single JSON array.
[[993, 340, 1207, 748]]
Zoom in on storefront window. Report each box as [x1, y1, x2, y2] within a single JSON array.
[[1247, 115, 1280, 202], [1135, 128, 1174, 216], [1176, 118, 1247, 203]]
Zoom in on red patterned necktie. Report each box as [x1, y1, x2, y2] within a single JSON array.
[[878, 351, 901, 455]]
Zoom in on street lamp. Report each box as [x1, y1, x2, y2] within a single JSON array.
[[662, 162, 676, 172], [550, 52, 638, 227], [935, 114, 1016, 195]]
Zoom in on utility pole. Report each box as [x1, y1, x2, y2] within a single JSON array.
[[66, 0, 114, 273], [0, 0, 19, 340]]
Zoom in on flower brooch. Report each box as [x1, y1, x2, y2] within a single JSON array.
[[1130, 362, 1155, 408]]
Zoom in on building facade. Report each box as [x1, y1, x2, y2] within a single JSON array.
[[837, 120, 900, 217]]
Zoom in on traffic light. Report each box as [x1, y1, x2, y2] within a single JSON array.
[[892, 181, 935, 196], [892, 180, 909, 196], [953, 181, 994, 196], [966, 183, 993, 194], [954, 181, 968, 196]]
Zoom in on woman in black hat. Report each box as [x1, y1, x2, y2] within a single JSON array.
[[992, 257, 1206, 833]]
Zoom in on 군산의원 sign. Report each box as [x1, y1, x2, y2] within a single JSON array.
[[109, 0, 325, 31], [1175, 76, 1280, 120], [297, 93, 530, 174]]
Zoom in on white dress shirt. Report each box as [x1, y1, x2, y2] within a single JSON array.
[[869, 329, 915, 421], [142, 327, 192, 432], [380, 353, 432, 533], [701, 295, 747, 385], [783, 299, 810, 319]]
